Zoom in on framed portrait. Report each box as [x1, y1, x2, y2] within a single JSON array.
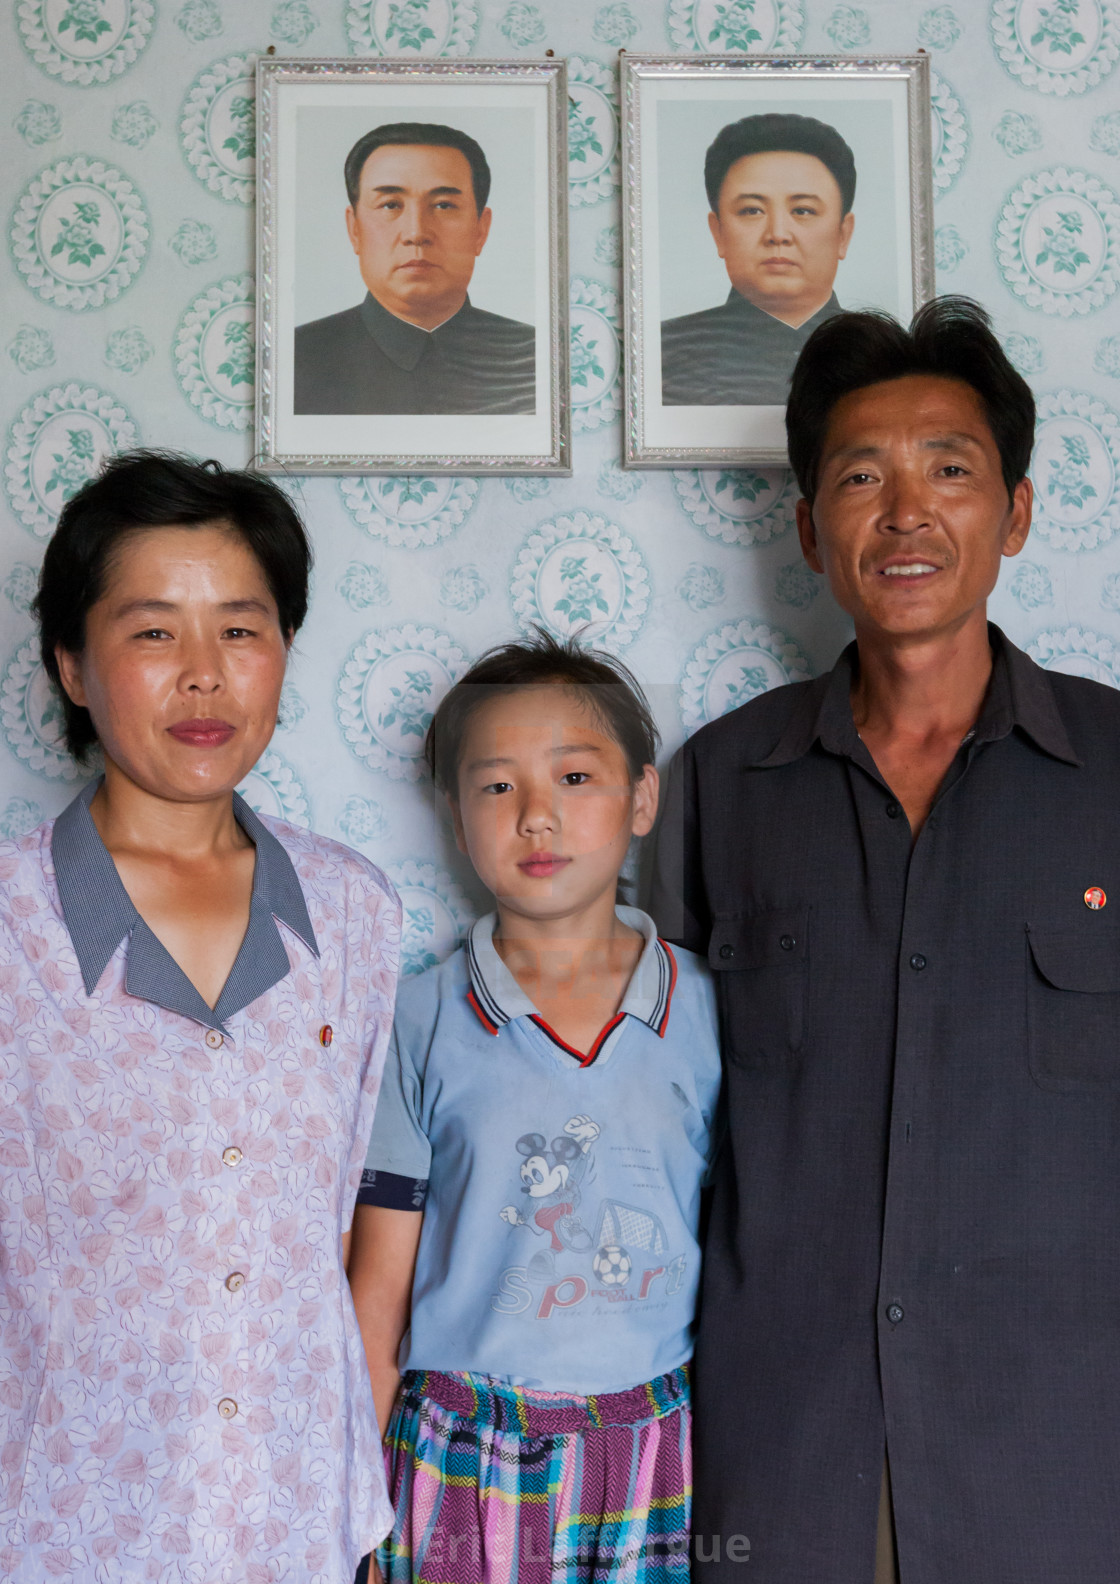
[[256, 57, 570, 475], [621, 54, 934, 468]]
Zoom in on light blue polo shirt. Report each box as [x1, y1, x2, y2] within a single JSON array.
[[360, 907, 721, 1395]]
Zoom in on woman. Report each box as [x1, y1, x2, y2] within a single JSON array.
[[0, 452, 400, 1583]]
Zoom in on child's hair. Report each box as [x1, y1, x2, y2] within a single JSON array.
[[425, 628, 660, 794]]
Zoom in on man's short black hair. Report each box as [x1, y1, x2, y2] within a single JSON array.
[[785, 296, 1036, 506], [425, 628, 660, 795], [33, 450, 312, 762], [344, 122, 491, 214], [704, 113, 857, 214]]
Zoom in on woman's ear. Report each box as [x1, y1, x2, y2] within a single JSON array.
[[630, 764, 660, 839], [54, 645, 87, 707]]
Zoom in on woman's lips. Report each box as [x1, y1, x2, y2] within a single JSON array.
[[167, 719, 236, 748], [518, 854, 571, 878]]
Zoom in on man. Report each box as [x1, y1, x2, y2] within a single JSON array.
[[654, 296, 1120, 1581], [294, 122, 535, 415], [660, 113, 855, 406]]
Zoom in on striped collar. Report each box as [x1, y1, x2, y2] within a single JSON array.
[[465, 906, 678, 1063], [51, 777, 318, 1031]]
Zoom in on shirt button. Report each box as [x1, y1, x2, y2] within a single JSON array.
[[221, 1146, 243, 1168], [205, 1029, 223, 1050], [224, 1271, 246, 1293], [885, 801, 901, 819], [318, 1024, 333, 1047], [719, 943, 734, 960], [779, 934, 796, 952], [217, 1398, 238, 1419], [909, 953, 927, 972], [886, 1303, 905, 1324]]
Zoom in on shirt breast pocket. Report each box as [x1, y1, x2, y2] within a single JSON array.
[[709, 907, 810, 1070], [1026, 923, 1120, 1090]]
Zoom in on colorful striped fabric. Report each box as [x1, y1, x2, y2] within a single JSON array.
[[376, 1365, 692, 1583]]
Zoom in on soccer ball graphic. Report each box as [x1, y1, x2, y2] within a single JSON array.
[[593, 1243, 632, 1287]]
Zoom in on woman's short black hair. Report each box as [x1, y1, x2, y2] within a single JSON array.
[[33, 449, 312, 762], [785, 295, 1037, 505], [704, 112, 857, 214], [425, 629, 660, 795], [344, 122, 491, 213]]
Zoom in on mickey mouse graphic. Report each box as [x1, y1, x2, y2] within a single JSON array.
[[500, 1115, 600, 1276]]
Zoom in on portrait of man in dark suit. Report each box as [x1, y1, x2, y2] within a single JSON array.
[[294, 122, 536, 416], [660, 113, 856, 407]]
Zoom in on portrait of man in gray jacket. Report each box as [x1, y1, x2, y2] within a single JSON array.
[[660, 113, 856, 407], [295, 122, 535, 416]]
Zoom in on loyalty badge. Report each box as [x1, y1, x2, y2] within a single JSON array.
[[1084, 886, 1107, 911]]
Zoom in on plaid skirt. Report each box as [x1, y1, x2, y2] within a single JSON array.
[[372, 1365, 691, 1584]]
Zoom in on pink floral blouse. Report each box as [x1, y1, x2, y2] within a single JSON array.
[[0, 785, 400, 1584]]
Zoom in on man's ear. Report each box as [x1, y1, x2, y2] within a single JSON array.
[[795, 498, 825, 575], [345, 205, 359, 256], [448, 792, 468, 856], [54, 645, 87, 707], [474, 206, 493, 256], [630, 764, 660, 840], [1001, 476, 1033, 559], [837, 210, 855, 261], [707, 209, 725, 259]]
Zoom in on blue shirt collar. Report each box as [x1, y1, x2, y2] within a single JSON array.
[[51, 779, 318, 1031], [465, 906, 678, 1040]]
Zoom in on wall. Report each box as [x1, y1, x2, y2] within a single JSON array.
[[3, 0, 1120, 973]]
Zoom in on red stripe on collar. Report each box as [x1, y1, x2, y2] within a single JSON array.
[[466, 986, 500, 1036], [655, 941, 678, 1037], [530, 1011, 626, 1067]]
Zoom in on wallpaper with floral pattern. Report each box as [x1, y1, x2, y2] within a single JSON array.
[[4, 0, 1120, 971]]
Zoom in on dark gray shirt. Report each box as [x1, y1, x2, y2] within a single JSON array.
[[52, 778, 318, 1030], [652, 628, 1120, 1583], [660, 289, 841, 406], [294, 291, 536, 415]]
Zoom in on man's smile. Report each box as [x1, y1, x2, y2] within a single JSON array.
[[876, 561, 942, 579]]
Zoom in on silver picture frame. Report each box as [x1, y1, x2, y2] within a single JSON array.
[[621, 53, 934, 469], [255, 56, 570, 476]]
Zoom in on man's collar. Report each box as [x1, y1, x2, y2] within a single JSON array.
[[976, 627, 1080, 763], [752, 626, 1081, 770], [724, 288, 840, 332], [753, 653, 854, 767], [51, 779, 318, 1029], [359, 291, 470, 370], [465, 907, 678, 1039]]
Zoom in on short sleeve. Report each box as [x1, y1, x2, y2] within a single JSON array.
[[357, 1023, 432, 1211]]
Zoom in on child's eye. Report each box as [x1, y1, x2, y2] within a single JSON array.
[[560, 772, 590, 786], [483, 781, 513, 795]]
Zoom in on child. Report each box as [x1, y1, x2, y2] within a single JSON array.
[[348, 632, 720, 1584]]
